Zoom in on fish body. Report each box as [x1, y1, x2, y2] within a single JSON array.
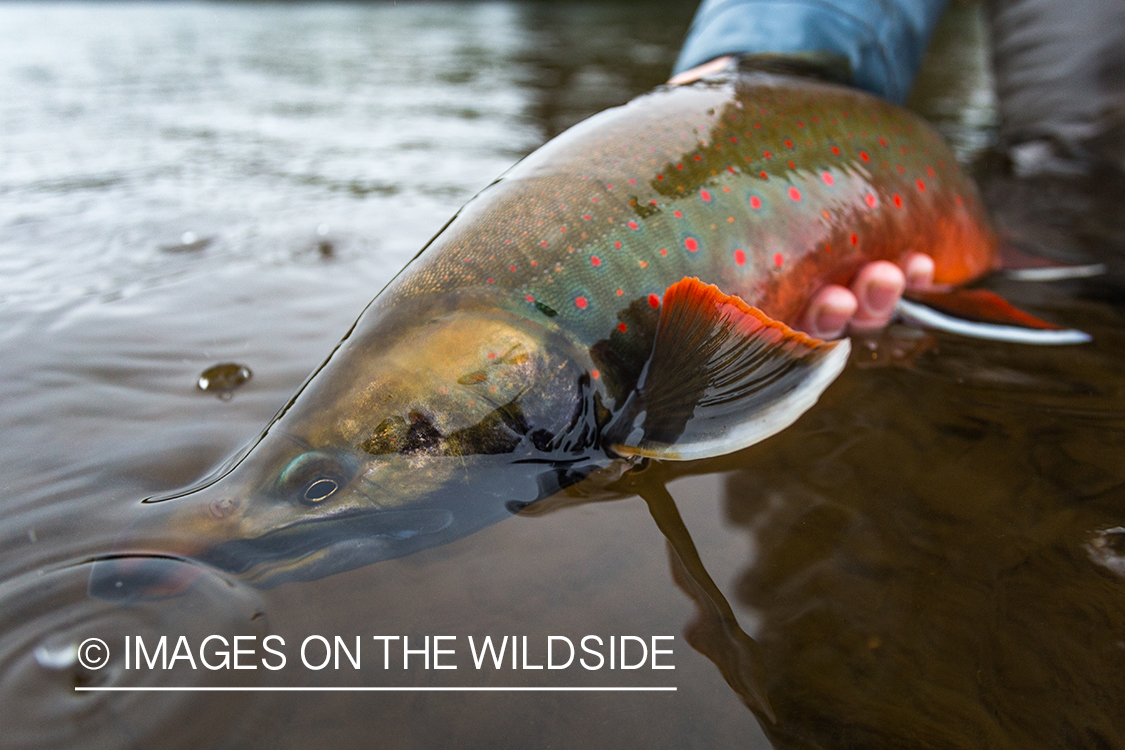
[[94, 74, 999, 590]]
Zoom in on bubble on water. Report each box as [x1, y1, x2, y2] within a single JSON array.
[[33, 638, 77, 670], [197, 363, 252, 399], [180, 231, 197, 245], [316, 223, 330, 237]]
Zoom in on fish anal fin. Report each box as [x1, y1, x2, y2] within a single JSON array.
[[608, 277, 849, 461]]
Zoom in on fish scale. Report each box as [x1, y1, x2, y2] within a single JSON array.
[[384, 73, 994, 351]]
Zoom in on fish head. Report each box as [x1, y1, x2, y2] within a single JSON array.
[[92, 303, 606, 594]]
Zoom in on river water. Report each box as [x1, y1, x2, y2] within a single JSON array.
[[1, 2, 1124, 749]]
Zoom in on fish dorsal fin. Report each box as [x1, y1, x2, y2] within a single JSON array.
[[607, 277, 849, 461], [897, 289, 1091, 344]]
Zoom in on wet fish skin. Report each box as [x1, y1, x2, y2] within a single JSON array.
[[94, 74, 996, 589]]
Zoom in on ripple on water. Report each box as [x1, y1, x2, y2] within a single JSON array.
[[0, 558, 269, 750]]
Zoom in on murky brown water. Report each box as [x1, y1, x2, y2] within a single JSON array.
[[2, 2, 1123, 749]]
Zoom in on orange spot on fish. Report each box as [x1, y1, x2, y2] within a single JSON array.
[[575, 297, 587, 309], [648, 294, 660, 308], [878, 136, 888, 147], [864, 193, 877, 207], [591, 369, 600, 379], [639, 260, 647, 268], [916, 179, 926, 192], [773, 253, 783, 267], [822, 172, 834, 186], [788, 187, 801, 202], [618, 322, 627, 333], [487, 352, 497, 360], [734, 248, 746, 265], [616, 288, 624, 296], [685, 237, 698, 252], [926, 165, 936, 177], [954, 195, 964, 206]]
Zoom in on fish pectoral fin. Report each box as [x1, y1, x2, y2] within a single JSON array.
[[607, 277, 850, 462], [897, 289, 1091, 345]]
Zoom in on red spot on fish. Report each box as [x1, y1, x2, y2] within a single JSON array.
[[614, 240, 622, 249], [531, 260, 537, 266], [559, 225, 566, 232], [896, 164, 905, 173], [788, 187, 801, 202], [700, 190, 711, 201], [660, 247, 668, 256], [685, 237, 698, 252], [616, 288, 624, 296], [850, 233, 858, 245], [878, 136, 888, 147], [955, 194, 964, 206], [648, 294, 660, 308], [590, 256, 601, 267], [824, 243, 832, 253], [627, 220, 639, 230], [821, 172, 834, 185], [916, 179, 926, 192], [540, 240, 548, 248], [487, 352, 496, 360], [754, 122, 762, 129], [797, 121, 805, 128], [606, 184, 614, 190], [729, 136, 738, 144], [628, 178, 637, 185], [926, 165, 936, 177], [693, 155, 702, 162], [763, 150, 772, 159], [893, 194, 902, 208], [509, 264, 516, 272], [773, 253, 783, 268], [583, 214, 591, 221], [525, 294, 534, 302], [575, 297, 587, 309], [727, 166, 736, 174], [657, 174, 664, 181], [831, 146, 841, 155], [784, 139, 793, 148], [618, 322, 627, 333], [860, 151, 870, 162], [487, 278, 495, 284], [673, 210, 683, 218], [750, 196, 762, 210], [787, 160, 796, 169], [591, 369, 600, 379], [734, 248, 746, 265], [864, 193, 877, 207], [676, 163, 684, 170], [723, 185, 731, 192], [649, 199, 658, 205]]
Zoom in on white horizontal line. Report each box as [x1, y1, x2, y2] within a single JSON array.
[[75, 686, 676, 693]]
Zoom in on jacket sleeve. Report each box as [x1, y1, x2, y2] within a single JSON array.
[[672, 0, 949, 103]]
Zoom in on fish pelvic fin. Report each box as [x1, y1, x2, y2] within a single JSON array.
[[897, 289, 1091, 345], [607, 277, 849, 461]]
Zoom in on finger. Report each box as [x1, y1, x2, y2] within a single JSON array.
[[849, 260, 906, 332], [903, 252, 935, 290], [667, 56, 735, 86], [798, 284, 858, 339]]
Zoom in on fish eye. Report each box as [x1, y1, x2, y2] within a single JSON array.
[[303, 477, 338, 503], [278, 451, 354, 506]]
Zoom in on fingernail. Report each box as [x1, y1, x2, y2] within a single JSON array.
[[814, 308, 848, 338]]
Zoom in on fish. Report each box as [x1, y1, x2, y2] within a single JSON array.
[[90, 72, 1087, 592]]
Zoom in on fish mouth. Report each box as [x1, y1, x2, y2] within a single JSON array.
[[202, 507, 457, 586]]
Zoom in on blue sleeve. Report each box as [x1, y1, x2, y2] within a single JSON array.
[[672, 0, 950, 103]]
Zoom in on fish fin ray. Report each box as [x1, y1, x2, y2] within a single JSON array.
[[608, 277, 849, 461], [997, 244, 1105, 281], [897, 291, 1090, 344]]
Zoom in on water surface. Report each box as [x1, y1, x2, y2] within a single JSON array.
[[1, 2, 1124, 749]]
